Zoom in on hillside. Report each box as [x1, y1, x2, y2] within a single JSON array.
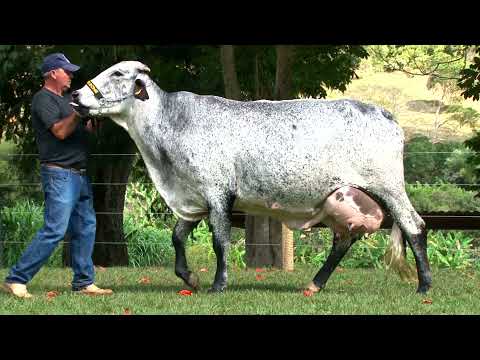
[[326, 61, 480, 142]]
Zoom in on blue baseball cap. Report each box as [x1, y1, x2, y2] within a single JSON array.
[[40, 53, 80, 74]]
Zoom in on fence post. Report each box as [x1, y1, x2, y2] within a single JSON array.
[[281, 223, 294, 271], [245, 216, 295, 271], [245, 216, 283, 268]]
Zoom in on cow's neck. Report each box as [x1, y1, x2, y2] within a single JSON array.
[[125, 85, 175, 170]]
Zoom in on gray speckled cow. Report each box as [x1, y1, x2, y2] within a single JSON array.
[[72, 61, 431, 294]]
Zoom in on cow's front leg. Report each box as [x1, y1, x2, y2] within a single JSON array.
[[172, 219, 200, 290], [207, 193, 235, 293]]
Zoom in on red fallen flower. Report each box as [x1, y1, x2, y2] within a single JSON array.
[[255, 268, 265, 273], [46, 290, 59, 299], [123, 308, 132, 315], [178, 289, 193, 296], [303, 290, 314, 297], [422, 298, 433, 305], [199, 268, 208, 272], [138, 276, 151, 284], [255, 274, 265, 281]]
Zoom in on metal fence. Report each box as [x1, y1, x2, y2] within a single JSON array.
[[1, 151, 480, 250]]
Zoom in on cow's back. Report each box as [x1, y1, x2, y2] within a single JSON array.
[[149, 92, 406, 220]]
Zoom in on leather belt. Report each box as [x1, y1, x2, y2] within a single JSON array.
[[44, 163, 87, 175]]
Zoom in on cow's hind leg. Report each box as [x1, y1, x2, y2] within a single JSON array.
[[207, 193, 235, 293], [172, 219, 200, 290], [370, 188, 432, 293], [306, 233, 360, 292]]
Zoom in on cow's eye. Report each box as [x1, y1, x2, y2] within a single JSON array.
[[112, 71, 123, 77]]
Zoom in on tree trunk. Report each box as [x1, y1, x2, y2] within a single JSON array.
[[219, 45, 296, 270], [245, 215, 283, 268], [254, 54, 260, 99], [433, 103, 441, 142], [274, 45, 295, 100], [245, 46, 296, 270], [220, 45, 241, 100], [0, 232, 3, 268], [91, 157, 135, 266], [254, 50, 273, 100]]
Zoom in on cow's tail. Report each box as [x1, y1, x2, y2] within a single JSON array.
[[384, 222, 417, 282]]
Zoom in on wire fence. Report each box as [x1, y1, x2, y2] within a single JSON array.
[[1, 152, 480, 249]]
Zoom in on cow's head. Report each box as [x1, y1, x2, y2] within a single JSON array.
[[71, 61, 151, 129]]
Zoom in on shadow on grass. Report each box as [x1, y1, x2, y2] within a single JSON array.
[[105, 282, 304, 294]]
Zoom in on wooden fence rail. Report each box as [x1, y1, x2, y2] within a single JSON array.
[[232, 212, 480, 230]]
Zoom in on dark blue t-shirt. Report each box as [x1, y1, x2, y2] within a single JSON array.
[[31, 88, 88, 168]]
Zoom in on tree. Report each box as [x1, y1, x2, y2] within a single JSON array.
[[459, 46, 480, 101], [458, 45, 480, 194], [369, 45, 477, 140], [220, 45, 241, 100]]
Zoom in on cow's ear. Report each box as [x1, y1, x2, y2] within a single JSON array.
[[134, 78, 149, 101]]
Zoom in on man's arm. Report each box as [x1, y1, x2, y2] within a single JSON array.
[[50, 111, 82, 140]]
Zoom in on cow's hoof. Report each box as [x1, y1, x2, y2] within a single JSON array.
[[186, 272, 200, 291], [207, 286, 226, 294], [305, 281, 322, 293], [416, 283, 431, 294]]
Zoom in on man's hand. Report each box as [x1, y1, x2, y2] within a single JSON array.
[[70, 102, 89, 118], [85, 118, 96, 133]]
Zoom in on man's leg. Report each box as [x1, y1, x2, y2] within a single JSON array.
[[4, 167, 77, 292], [69, 174, 112, 295]]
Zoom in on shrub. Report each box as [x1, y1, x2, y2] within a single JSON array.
[[421, 231, 476, 269], [406, 182, 480, 212], [124, 215, 175, 267], [0, 199, 63, 268], [187, 220, 246, 269], [404, 135, 474, 186], [294, 228, 478, 270], [125, 181, 177, 230]]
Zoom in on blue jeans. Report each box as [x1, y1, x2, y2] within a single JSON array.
[[5, 165, 96, 290]]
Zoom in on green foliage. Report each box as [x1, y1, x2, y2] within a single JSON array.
[[368, 45, 470, 80], [443, 105, 480, 129], [464, 130, 480, 194], [404, 135, 476, 185], [187, 220, 246, 269], [294, 228, 479, 271], [458, 46, 480, 101], [230, 45, 368, 100], [0, 199, 62, 268], [0, 150, 42, 206], [125, 178, 177, 230], [294, 229, 390, 269], [292, 46, 369, 98], [124, 215, 175, 267], [423, 231, 477, 270], [406, 183, 480, 212]]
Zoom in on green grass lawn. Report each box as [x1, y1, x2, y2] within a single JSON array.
[[1, 265, 479, 315]]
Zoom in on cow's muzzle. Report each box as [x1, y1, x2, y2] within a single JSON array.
[[69, 101, 90, 117]]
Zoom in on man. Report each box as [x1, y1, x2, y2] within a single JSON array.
[[2, 53, 112, 298]]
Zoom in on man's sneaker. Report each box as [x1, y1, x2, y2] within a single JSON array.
[[74, 284, 113, 296], [2, 283, 33, 298]]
